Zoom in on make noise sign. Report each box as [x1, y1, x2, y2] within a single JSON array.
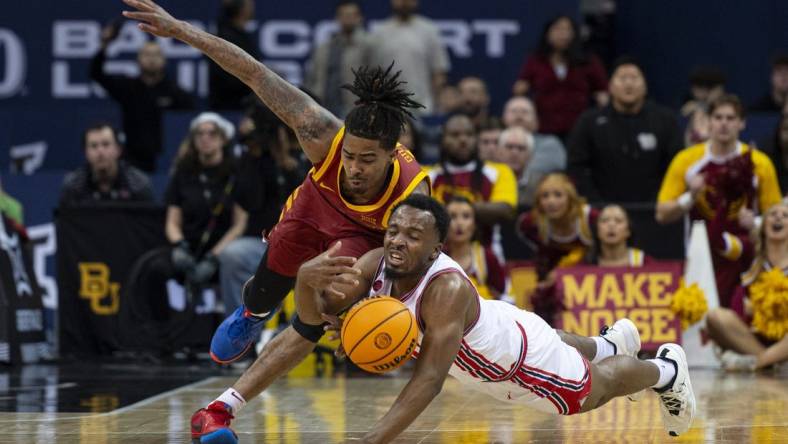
[[554, 263, 683, 351]]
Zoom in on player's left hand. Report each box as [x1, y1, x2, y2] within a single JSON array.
[[321, 313, 346, 358], [122, 0, 182, 38], [321, 313, 343, 339]]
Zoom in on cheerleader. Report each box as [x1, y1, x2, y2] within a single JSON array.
[[706, 202, 788, 371], [516, 173, 598, 322]]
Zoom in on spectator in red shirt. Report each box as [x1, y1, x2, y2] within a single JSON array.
[[512, 15, 608, 139]]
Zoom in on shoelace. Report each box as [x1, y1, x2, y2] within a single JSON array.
[[659, 388, 684, 416], [228, 316, 264, 342]]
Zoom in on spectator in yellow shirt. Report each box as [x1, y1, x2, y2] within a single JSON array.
[[428, 114, 518, 258]]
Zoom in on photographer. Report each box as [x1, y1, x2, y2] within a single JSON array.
[[216, 100, 309, 312], [137, 112, 248, 328]]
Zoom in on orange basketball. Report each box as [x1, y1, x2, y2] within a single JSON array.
[[341, 296, 420, 374]]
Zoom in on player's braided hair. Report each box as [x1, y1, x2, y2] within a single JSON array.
[[342, 62, 424, 150]]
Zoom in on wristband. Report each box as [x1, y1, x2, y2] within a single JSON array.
[[677, 192, 694, 211]]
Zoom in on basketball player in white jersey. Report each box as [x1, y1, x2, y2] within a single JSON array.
[[294, 195, 696, 443], [202, 195, 696, 443]]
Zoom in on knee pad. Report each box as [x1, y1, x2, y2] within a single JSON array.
[[292, 314, 326, 343]]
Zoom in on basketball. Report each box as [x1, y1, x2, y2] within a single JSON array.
[[341, 296, 420, 374]]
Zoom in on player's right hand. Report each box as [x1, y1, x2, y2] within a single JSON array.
[[122, 0, 181, 39], [298, 241, 361, 298]]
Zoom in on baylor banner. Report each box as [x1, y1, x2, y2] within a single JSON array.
[[56, 205, 166, 355], [0, 215, 46, 364], [554, 263, 683, 352]]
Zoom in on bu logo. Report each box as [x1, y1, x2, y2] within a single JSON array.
[[78, 263, 120, 315]]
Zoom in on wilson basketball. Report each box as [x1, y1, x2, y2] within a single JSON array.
[[341, 296, 420, 374]]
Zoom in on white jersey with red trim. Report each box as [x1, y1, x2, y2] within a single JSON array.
[[369, 253, 592, 415]]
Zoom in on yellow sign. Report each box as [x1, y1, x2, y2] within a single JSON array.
[[78, 262, 120, 315]]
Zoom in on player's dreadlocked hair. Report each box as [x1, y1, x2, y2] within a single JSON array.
[[342, 62, 424, 150]]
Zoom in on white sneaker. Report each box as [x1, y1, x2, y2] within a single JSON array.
[[601, 318, 641, 357], [654, 343, 696, 437], [600, 318, 643, 401], [720, 350, 757, 372]]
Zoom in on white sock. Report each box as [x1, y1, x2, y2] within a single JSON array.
[[592, 337, 616, 363], [216, 388, 247, 414], [648, 358, 677, 390]]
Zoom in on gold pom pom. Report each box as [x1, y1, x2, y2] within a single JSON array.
[[748, 268, 788, 341], [558, 247, 586, 268], [669, 280, 708, 330]]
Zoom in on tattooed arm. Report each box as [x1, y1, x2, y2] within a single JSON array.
[[122, 0, 341, 164]]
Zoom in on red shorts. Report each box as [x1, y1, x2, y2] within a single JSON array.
[[265, 216, 381, 277]]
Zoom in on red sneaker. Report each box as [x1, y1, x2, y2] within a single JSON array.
[[190, 401, 238, 444]]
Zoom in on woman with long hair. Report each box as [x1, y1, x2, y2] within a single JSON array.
[[165, 112, 248, 289], [512, 15, 608, 138], [131, 113, 249, 353], [589, 204, 651, 267], [517, 173, 598, 322], [706, 202, 788, 371], [444, 197, 511, 301]]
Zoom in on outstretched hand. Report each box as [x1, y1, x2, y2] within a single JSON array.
[[122, 0, 182, 38], [298, 241, 362, 299]]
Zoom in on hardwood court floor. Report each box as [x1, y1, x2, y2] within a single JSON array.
[[0, 367, 786, 443]]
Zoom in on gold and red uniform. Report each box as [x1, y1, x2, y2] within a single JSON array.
[[266, 127, 428, 276], [657, 142, 781, 306], [428, 160, 517, 254]]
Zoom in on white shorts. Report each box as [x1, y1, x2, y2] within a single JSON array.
[[451, 306, 592, 415]]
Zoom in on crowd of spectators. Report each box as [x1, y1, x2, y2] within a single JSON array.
[[41, 0, 788, 369]]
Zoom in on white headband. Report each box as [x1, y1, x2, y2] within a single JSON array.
[[189, 112, 235, 140]]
